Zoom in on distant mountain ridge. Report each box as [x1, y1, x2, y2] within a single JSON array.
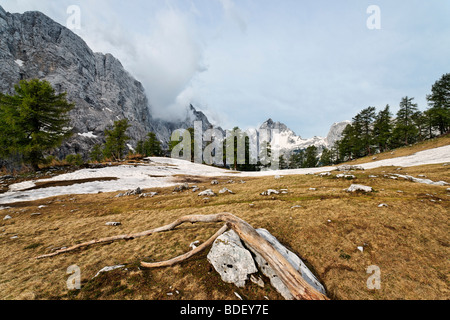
[[254, 119, 351, 156]]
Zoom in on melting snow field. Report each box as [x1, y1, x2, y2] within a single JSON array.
[[0, 145, 449, 205]]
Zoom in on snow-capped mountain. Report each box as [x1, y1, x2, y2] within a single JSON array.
[[255, 119, 350, 155]]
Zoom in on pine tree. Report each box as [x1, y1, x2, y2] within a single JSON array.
[[139, 132, 162, 157], [393, 96, 419, 146], [336, 124, 357, 161], [426, 73, 450, 135], [303, 145, 318, 168], [412, 111, 428, 142], [89, 144, 104, 162], [0, 79, 74, 170], [258, 140, 272, 169], [288, 150, 304, 169], [352, 107, 376, 156], [319, 148, 332, 166], [278, 155, 288, 170], [373, 105, 393, 152], [103, 119, 130, 161]]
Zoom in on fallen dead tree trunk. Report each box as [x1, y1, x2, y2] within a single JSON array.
[[36, 212, 328, 300]]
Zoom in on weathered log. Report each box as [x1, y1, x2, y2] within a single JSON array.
[[36, 213, 328, 300], [35, 214, 223, 259], [141, 224, 228, 268]]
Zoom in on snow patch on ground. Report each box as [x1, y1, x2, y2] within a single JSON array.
[[1, 145, 449, 205]]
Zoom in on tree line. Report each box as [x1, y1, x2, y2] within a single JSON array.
[[332, 73, 449, 163], [282, 73, 449, 168]]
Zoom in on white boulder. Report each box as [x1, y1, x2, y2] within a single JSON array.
[[207, 230, 258, 288], [347, 184, 373, 193], [198, 189, 216, 197]]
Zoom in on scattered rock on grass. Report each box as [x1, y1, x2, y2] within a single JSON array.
[[105, 222, 121, 226], [115, 187, 142, 197], [336, 174, 356, 179], [219, 187, 235, 194], [3, 215, 12, 220], [347, 184, 373, 193], [173, 183, 189, 192], [260, 189, 279, 196], [198, 189, 216, 197], [319, 172, 331, 177]]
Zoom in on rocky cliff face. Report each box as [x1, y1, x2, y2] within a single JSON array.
[[0, 6, 213, 158]]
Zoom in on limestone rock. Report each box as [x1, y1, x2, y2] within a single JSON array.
[[105, 222, 121, 226], [347, 184, 373, 193], [207, 230, 258, 288], [219, 187, 234, 194], [260, 189, 279, 196], [198, 189, 216, 197]]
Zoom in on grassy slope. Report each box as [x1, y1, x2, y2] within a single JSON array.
[[0, 141, 449, 300], [342, 134, 450, 165]]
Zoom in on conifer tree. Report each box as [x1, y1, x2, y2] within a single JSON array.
[[319, 148, 332, 166], [426, 73, 450, 135], [103, 119, 130, 161], [393, 96, 419, 146], [303, 145, 318, 168], [373, 105, 393, 152], [0, 79, 74, 170]]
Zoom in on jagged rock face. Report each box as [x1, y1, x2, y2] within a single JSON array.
[[257, 119, 350, 157], [0, 6, 214, 158], [325, 120, 352, 147]]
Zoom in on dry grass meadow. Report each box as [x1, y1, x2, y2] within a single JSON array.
[[0, 145, 449, 300]]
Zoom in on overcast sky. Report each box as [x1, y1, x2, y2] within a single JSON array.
[[2, 0, 450, 137]]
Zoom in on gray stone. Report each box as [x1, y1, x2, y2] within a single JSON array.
[[261, 189, 279, 196], [347, 184, 373, 193], [336, 174, 356, 179], [198, 189, 216, 197], [105, 222, 121, 226], [219, 187, 234, 194], [173, 183, 189, 192], [207, 230, 258, 288]]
